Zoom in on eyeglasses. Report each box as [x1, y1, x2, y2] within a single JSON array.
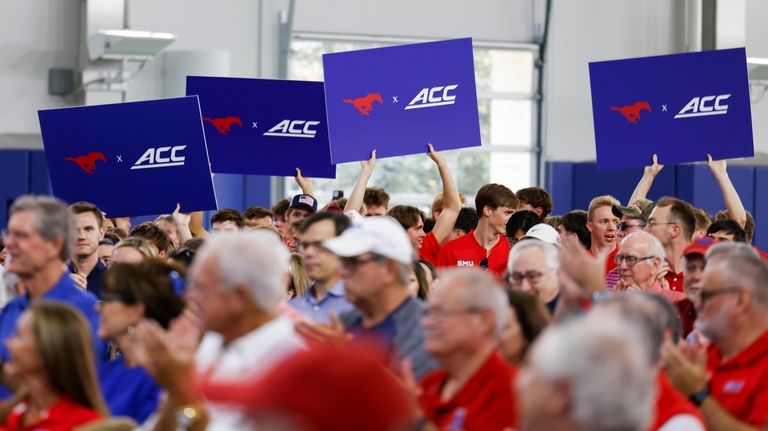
[[423, 306, 482, 320], [613, 254, 655, 267], [340, 254, 385, 270], [297, 240, 326, 252], [509, 270, 547, 285], [617, 221, 646, 232], [699, 287, 742, 305], [480, 258, 489, 269]]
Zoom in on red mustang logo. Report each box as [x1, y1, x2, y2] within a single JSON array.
[[64, 152, 106, 175], [343, 93, 384, 116], [610, 101, 652, 124], [203, 116, 243, 135]]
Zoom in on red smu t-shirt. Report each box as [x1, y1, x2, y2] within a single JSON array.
[[435, 230, 510, 276], [648, 372, 704, 431], [706, 330, 768, 427], [2, 397, 102, 431], [419, 351, 518, 431], [419, 232, 441, 265]]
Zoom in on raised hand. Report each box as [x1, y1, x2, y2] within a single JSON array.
[[172, 203, 191, 228], [706, 153, 727, 178], [295, 167, 314, 195], [644, 154, 664, 177], [426, 143, 446, 166], [361, 149, 377, 172]]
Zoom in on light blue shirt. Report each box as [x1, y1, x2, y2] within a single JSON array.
[[289, 280, 354, 323]]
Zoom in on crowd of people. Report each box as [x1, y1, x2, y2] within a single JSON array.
[[0, 147, 766, 431]]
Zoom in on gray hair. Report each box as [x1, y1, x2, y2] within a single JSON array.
[[194, 230, 290, 312], [9, 195, 73, 262], [713, 252, 768, 309], [528, 314, 654, 431], [508, 240, 560, 274], [593, 292, 682, 363], [621, 231, 666, 261], [705, 241, 759, 266], [436, 268, 510, 337]]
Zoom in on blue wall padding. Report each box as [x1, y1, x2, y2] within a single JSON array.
[[753, 167, 768, 250], [675, 164, 754, 217], [0, 150, 31, 226]]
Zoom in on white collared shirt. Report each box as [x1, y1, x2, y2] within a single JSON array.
[[196, 315, 305, 431]]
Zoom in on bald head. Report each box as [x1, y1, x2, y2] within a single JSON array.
[[620, 231, 665, 260]]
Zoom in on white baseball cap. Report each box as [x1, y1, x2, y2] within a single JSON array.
[[323, 216, 413, 265], [522, 223, 562, 247]]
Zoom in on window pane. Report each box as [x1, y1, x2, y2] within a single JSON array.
[[457, 152, 491, 197], [490, 50, 534, 94], [475, 49, 534, 95], [489, 152, 532, 191], [490, 100, 532, 146]]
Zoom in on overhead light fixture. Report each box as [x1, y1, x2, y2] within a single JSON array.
[[87, 29, 177, 61]]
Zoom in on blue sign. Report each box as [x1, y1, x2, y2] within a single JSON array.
[[38, 96, 217, 217], [589, 48, 754, 170], [323, 38, 481, 164], [186, 76, 336, 178]]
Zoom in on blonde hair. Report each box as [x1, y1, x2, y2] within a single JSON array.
[[113, 237, 154, 259], [31, 302, 108, 416], [288, 253, 311, 298], [588, 195, 621, 221]]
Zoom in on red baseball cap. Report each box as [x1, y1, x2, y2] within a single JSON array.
[[200, 343, 414, 431], [683, 237, 716, 258]]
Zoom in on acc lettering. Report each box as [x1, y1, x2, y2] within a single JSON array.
[[263, 120, 321, 138], [674, 94, 730, 119], [405, 84, 459, 110], [131, 145, 186, 170]]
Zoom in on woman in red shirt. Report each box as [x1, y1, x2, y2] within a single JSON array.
[[1, 301, 107, 430]]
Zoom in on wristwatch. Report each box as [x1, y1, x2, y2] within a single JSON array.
[[689, 385, 710, 406], [176, 405, 204, 430]]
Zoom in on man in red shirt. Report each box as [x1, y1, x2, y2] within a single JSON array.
[[585, 195, 621, 284], [663, 250, 768, 429], [436, 184, 517, 276], [418, 269, 517, 430], [645, 197, 695, 293]]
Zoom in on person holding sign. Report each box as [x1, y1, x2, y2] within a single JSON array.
[[436, 183, 518, 276]]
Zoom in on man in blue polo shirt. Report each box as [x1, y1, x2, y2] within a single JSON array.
[[0, 195, 104, 397], [290, 212, 355, 323]]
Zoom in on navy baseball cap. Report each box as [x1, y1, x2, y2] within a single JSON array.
[[289, 194, 318, 214]]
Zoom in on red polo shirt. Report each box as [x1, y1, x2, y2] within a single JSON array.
[[665, 271, 684, 293], [419, 232, 441, 265], [419, 351, 517, 431], [435, 230, 509, 276], [706, 330, 768, 427], [649, 371, 704, 431]]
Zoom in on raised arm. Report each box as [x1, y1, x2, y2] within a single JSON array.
[[426, 144, 460, 246], [629, 154, 664, 205], [707, 154, 747, 228], [344, 150, 376, 214], [172, 203, 193, 244], [295, 167, 314, 196], [188, 211, 209, 238]]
